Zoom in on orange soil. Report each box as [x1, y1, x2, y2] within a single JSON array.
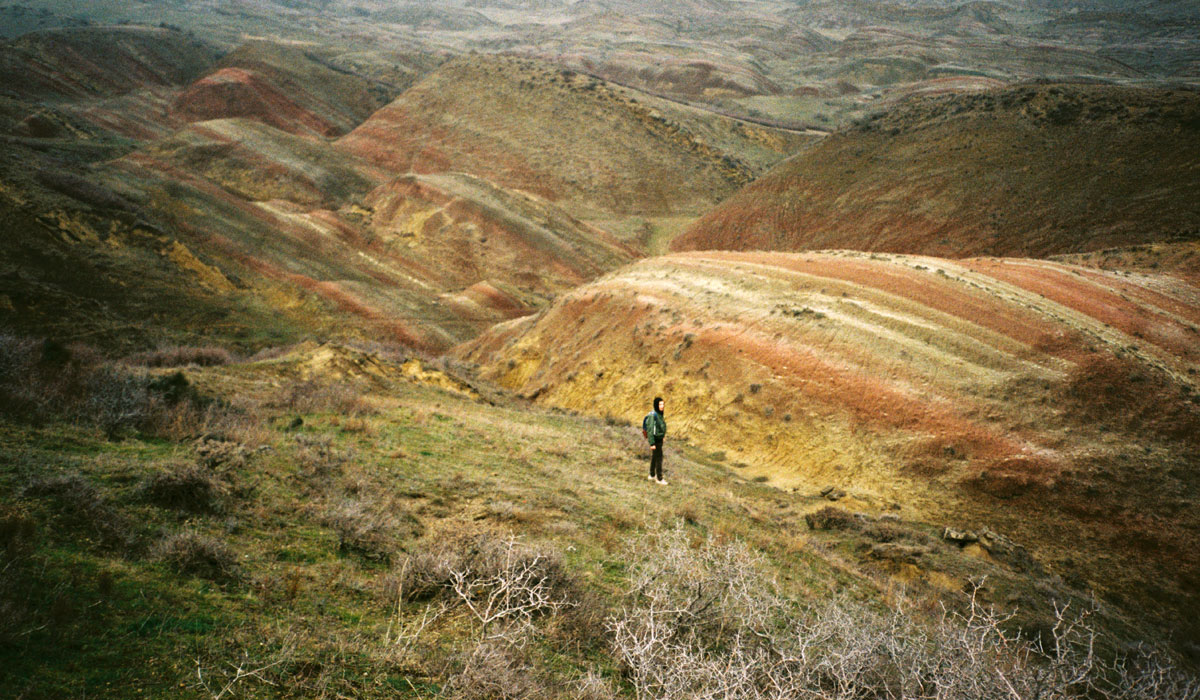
[[170, 68, 340, 138]]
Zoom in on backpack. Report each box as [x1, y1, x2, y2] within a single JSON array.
[[642, 413, 650, 440]]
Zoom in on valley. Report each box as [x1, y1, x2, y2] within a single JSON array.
[[1, 1, 1199, 697]]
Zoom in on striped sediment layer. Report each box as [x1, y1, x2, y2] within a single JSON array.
[[456, 250, 1200, 640]]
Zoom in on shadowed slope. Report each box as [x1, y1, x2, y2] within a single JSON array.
[[455, 250, 1200, 643], [0, 26, 215, 101], [673, 84, 1200, 258], [0, 26, 219, 139]]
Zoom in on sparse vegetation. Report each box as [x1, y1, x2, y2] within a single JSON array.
[[152, 530, 239, 582], [1, 333, 1197, 697], [139, 460, 229, 513], [3, 3, 1200, 696], [125, 345, 238, 368]]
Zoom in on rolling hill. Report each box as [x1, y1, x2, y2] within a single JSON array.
[[455, 249, 1200, 644], [0, 25, 215, 101], [672, 83, 1200, 258], [336, 54, 811, 221], [168, 41, 398, 139], [87, 117, 636, 351]]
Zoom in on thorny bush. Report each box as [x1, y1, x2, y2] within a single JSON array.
[[608, 525, 1197, 700], [392, 533, 574, 641]]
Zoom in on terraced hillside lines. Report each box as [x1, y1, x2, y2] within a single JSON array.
[[455, 250, 1200, 636], [963, 259, 1200, 373], [131, 118, 390, 208], [103, 119, 636, 351], [459, 251, 1093, 484], [673, 83, 1200, 258], [169, 41, 392, 139], [336, 54, 802, 220], [362, 173, 637, 294]]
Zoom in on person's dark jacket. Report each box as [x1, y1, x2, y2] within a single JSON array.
[[643, 399, 666, 446]]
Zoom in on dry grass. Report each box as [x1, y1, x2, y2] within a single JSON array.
[[20, 473, 132, 549], [0, 334, 264, 442], [320, 497, 422, 561], [280, 379, 376, 417], [152, 530, 239, 583], [124, 345, 238, 368], [138, 461, 230, 513]]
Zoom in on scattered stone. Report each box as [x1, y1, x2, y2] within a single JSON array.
[[879, 513, 901, 523], [942, 527, 979, 545], [824, 488, 846, 501], [819, 485, 835, 496]]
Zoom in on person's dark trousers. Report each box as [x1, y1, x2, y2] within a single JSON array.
[[650, 441, 664, 480]]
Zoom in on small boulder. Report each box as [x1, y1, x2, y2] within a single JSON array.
[[942, 527, 979, 545]]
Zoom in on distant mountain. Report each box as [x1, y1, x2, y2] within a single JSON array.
[[673, 83, 1200, 258], [0, 27, 642, 352]]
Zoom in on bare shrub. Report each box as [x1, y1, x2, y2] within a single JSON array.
[[572, 670, 619, 700], [85, 365, 154, 438], [0, 334, 249, 441], [282, 380, 374, 417], [443, 638, 545, 700], [294, 434, 351, 479], [320, 498, 422, 561], [139, 461, 229, 513], [194, 436, 250, 472], [125, 345, 237, 368], [193, 635, 296, 700], [154, 530, 239, 582], [393, 533, 574, 640], [608, 529, 1198, 700], [549, 583, 613, 654], [805, 505, 859, 531]]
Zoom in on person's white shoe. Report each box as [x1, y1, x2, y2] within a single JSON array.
[[648, 475, 656, 481], [657, 478, 668, 485]]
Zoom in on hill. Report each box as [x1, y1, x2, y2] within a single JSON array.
[[0, 26, 215, 101], [0, 108, 635, 353], [336, 54, 811, 221], [95, 118, 634, 351], [672, 83, 1200, 258], [0, 25, 220, 140], [2, 340, 1194, 696], [455, 250, 1200, 645], [169, 41, 397, 139]]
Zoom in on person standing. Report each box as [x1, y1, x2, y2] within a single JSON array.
[[642, 396, 667, 485]]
